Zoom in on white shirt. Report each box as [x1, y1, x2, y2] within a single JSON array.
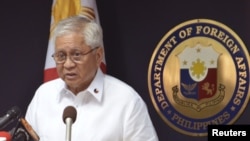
[[25, 68, 159, 141]]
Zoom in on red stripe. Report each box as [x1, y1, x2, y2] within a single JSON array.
[[44, 68, 58, 82], [100, 62, 106, 74]]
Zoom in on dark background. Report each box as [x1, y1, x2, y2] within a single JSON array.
[[0, 0, 249, 140]]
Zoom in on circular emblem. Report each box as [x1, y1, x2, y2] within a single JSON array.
[[148, 19, 250, 136]]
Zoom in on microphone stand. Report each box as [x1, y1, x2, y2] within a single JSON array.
[[65, 118, 73, 141]]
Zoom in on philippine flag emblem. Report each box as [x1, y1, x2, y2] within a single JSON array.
[[178, 44, 219, 100], [148, 19, 250, 136]]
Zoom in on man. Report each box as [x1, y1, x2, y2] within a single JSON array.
[[25, 15, 159, 141]]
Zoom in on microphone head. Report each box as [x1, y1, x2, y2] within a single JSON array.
[[0, 131, 12, 141], [7, 106, 22, 119], [62, 106, 77, 124], [0, 106, 22, 130]]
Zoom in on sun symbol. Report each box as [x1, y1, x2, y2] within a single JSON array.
[[190, 58, 206, 79], [50, 0, 95, 37]]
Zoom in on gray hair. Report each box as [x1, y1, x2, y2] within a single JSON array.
[[52, 15, 103, 49]]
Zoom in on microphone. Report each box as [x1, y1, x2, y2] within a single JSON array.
[[0, 106, 22, 130], [12, 118, 40, 141], [62, 106, 77, 141], [0, 131, 12, 141]]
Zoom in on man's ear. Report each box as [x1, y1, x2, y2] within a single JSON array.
[[96, 47, 104, 65]]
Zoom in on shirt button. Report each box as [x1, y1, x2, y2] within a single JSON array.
[[94, 88, 99, 94]]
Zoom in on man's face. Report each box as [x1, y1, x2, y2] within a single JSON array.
[[54, 32, 103, 94]]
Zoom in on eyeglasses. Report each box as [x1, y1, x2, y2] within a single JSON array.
[[52, 47, 98, 64]]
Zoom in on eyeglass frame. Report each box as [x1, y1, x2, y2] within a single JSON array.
[[52, 47, 99, 64]]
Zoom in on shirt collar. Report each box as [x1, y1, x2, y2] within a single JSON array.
[[57, 68, 104, 103], [86, 68, 104, 102]]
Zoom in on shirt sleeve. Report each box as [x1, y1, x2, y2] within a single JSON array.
[[123, 95, 159, 141], [25, 90, 39, 133]]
